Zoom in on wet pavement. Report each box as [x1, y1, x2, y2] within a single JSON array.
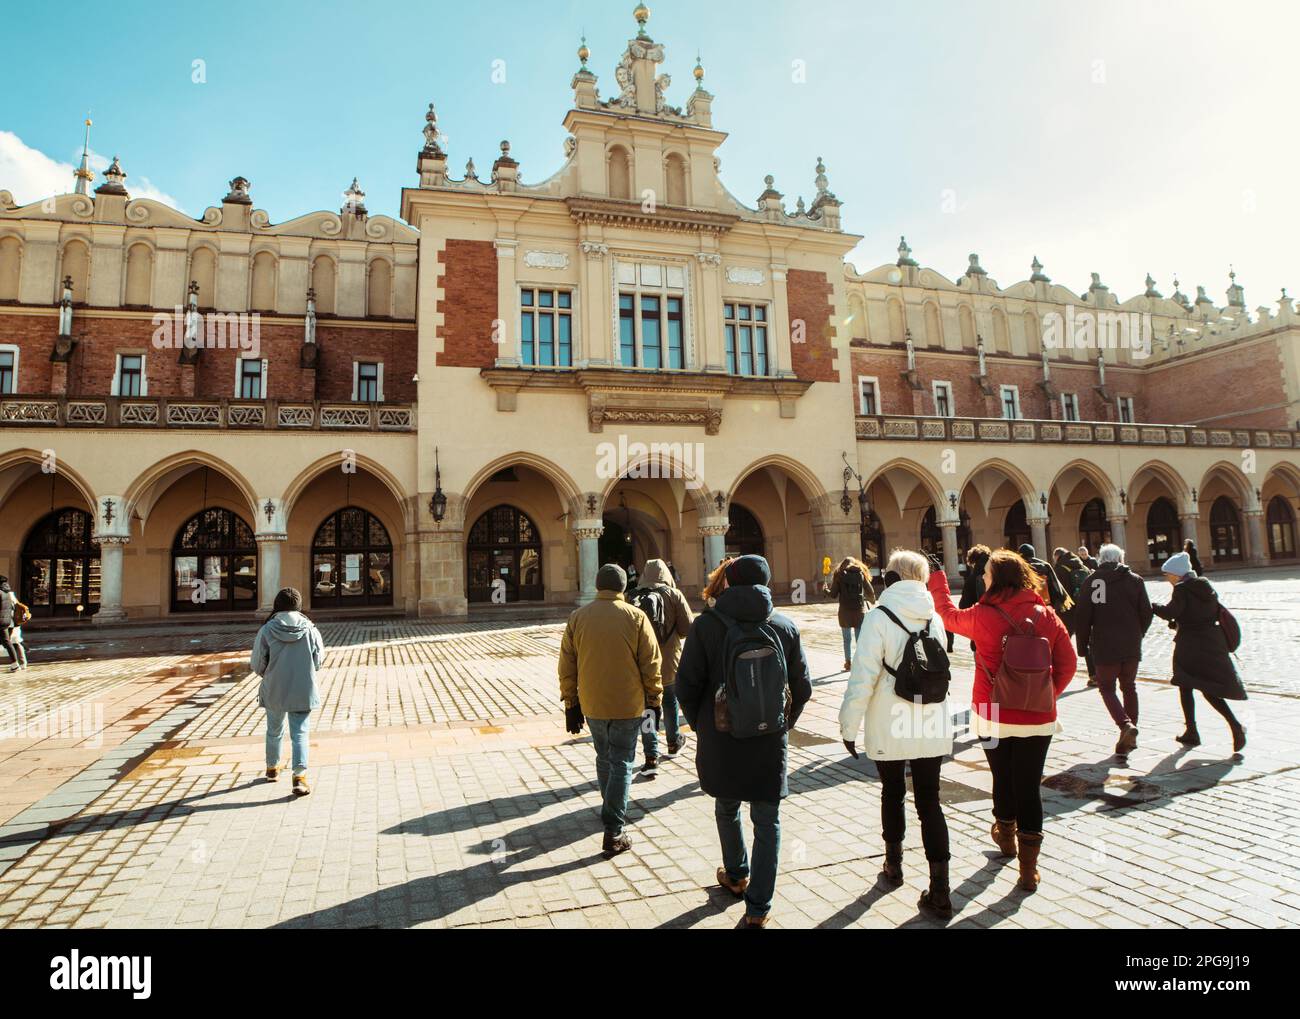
[[0, 568, 1297, 929]]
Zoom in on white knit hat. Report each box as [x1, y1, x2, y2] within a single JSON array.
[[1161, 551, 1193, 577]]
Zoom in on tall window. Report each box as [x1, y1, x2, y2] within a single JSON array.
[[1004, 501, 1031, 548], [312, 507, 393, 607], [725, 504, 765, 559], [920, 506, 944, 560], [114, 354, 145, 397], [1079, 497, 1110, 551], [932, 381, 953, 417], [1000, 385, 1021, 420], [21, 508, 100, 618], [1209, 496, 1242, 563], [860, 509, 885, 581], [520, 288, 573, 367], [1061, 393, 1079, 421], [1267, 495, 1296, 559], [238, 358, 266, 399], [857, 376, 879, 416], [1145, 497, 1182, 568], [171, 508, 257, 612], [1117, 396, 1135, 423], [617, 261, 687, 369], [0, 348, 15, 394], [723, 302, 769, 376], [467, 505, 543, 603], [354, 361, 382, 402]]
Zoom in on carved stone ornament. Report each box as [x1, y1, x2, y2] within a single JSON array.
[[726, 266, 765, 286], [580, 242, 609, 259], [524, 250, 570, 270]]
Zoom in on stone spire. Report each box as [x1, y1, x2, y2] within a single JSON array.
[[73, 115, 94, 196], [94, 155, 128, 196], [342, 177, 367, 216], [1144, 273, 1162, 299], [1226, 266, 1245, 308], [1030, 255, 1050, 283], [422, 103, 444, 157], [611, 4, 668, 115], [965, 253, 987, 278], [807, 157, 841, 228], [1171, 276, 1190, 309]]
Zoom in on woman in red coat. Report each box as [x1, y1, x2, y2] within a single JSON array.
[[928, 550, 1076, 892]]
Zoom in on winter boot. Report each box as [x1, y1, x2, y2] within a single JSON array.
[[1016, 831, 1043, 892], [1176, 727, 1201, 747], [918, 860, 953, 920], [880, 841, 904, 886], [1231, 723, 1247, 754], [990, 818, 1017, 858]]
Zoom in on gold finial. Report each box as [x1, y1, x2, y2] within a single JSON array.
[[694, 51, 705, 84], [578, 31, 589, 68], [634, 3, 650, 37]]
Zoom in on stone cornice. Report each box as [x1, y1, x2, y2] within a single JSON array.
[[564, 196, 739, 235]]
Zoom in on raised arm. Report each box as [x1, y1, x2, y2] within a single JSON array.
[[927, 569, 979, 640]]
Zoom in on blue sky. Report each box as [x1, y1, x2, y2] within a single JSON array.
[[2, 0, 1296, 306]]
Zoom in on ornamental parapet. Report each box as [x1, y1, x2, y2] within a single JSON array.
[[0, 396, 415, 432], [854, 414, 1295, 449]]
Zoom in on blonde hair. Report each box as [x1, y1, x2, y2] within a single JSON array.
[[885, 549, 930, 582]]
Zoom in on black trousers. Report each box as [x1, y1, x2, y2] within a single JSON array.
[[1179, 687, 1241, 730], [982, 735, 1052, 834], [876, 757, 950, 862]]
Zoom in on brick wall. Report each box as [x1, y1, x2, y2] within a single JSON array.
[[0, 312, 415, 402], [1138, 340, 1289, 429], [787, 269, 838, 383], [436, 239, 498, 369]]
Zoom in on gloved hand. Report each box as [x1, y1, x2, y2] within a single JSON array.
[[648, 704, 662, 731], [843, 739, 859, 759], [565, 703, 585, 735]]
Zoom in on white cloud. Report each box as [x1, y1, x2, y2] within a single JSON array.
[[0, 131, 182, 211]]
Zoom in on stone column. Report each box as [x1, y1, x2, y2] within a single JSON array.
[[1029, 517, 1049, 557], [256, 534, 286, 612], [1109, 515, 1128, 554], [1179, 513, 1199, 555], [940, 521, 961, 581], [418, 525, 468, 618], [94, 537, 128, 625], [574, 521, 604, 605], [812, 517, 864, 579], [1244, 510, 1267, 566], [699, 520, 730, 575]]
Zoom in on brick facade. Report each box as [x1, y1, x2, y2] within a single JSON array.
[[1138, 339, 1290, 429], [787, 269, 838, 383], [436, 239, 498, 369]]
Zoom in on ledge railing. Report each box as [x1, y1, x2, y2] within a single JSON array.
[[855, 414, 1297, 449], [0, 396, 415, 432]]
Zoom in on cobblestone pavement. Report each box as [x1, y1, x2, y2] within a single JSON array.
[[0, 568, 1297, 929]]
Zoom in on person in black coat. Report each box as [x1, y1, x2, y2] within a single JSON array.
[[1017, 543, 1071, 618], [1074, 544, 1153, 755], [1152, 552, 1246, 752], [1183, 539, 1204, 577], [676, 554, 812, 928], [958, 545, 991, 653]]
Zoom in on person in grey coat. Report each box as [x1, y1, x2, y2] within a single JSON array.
[[250, 588, 324, 796]]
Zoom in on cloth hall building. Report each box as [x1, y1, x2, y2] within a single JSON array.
[[1, 8, 1298, 623]]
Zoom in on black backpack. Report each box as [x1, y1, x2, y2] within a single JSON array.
[[840, 567, 865, 601], [705, 608, 791, 739], [631, 585, 672, 643], [877, 606, 951, 705]]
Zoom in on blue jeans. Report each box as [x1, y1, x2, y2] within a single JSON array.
[[588, 717, 641, 835], [641, 684, 681, 757], [265, 709, 311, 775], [715, 798, 781, 919], [841, 621, 863, 663]]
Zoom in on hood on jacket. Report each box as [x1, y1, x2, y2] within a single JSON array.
[[640, 558, 677, 590], [265, 610, 313, 642], [1095, 561, 1135, 582], [1179, 575, 1218, 602], [713, 582, 774, 623], [984, 586, 1048, 611], [876, 579, 937, 624]]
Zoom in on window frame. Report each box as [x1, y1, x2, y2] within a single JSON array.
[[111, 352, 148, 397], [518, 286, 576, 368], [722, 301, 770, 377], [999, 384, 1021, 420], [931, 380, 953, 418], [1061, 392, 1079, 422], [235, 357, 268, 400], [1117, 395, 1135, 424], [0, 344, 18, 394], [614, 260, 691, 370], [857, 375, 881, 416], [352, 360, 384, 403]]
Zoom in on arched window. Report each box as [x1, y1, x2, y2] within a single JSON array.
[[1145, 497, 1182, 568], [0, 235, 23, 301], [887, 298, 905, 343], [1209, 496, 1242, 564], [1004, 501, 1031, 550], [725, 504, 765, 560], [860, 509, 885, 581], [190, 247, 217, 309], [848, 293, 868, 340], [312, 507, 393, 607], [366, 259, 392, 318], [467, 505, 543, 603], [124, 243, 152, 306], [1267, 495, 1296, 559], [311, 255, 336, 315], [1023, 309, 1040, 355], [664, 152, 689, 206], [992, 307, 1009, 352], [958, 305, 975, 347], [171, 507, 257, 612], [924, 302, 942, 346], [61, 240, 91, 302], [250, 251, 277, 311], [608, 145, 632, 200], [21, 508, 100, 617], [920, 506, 944, 559], [1078, 497, 1110, 552]]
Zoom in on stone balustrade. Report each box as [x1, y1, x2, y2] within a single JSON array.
[[855, 414, 1297, 449], [0, 396, 415, 432]]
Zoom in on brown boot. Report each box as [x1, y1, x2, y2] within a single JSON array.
[[880, 841, 904, 887], [918, 860, 953, 920], [716, 867, 749, 898], [1016, 831, 1043, 892], [990, 819, 1017, 858]]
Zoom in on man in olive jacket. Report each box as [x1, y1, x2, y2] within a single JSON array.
[[559, 563, 662, 857]]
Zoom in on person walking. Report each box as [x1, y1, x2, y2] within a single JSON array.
[[928, 550, 1076, 893], [250, 588, 324, 797], [1053, 546, 1095, 684], [630, 558, 695, 776], [840, 550, 954, 919], [1078, 545, 1099, 571], [1152, 552, 1246, 752], [0, 578, 22, 673], [1017, 543, 1071, 618], [676, 555, 812, 928], [958, 545, 991, 654], [559, 563, 663, 858], [825, 556, 873, 672], [1074, 544, 1153, 755], [1183, 539, 1204, 577]]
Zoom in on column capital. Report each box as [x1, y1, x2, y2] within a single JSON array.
[[93, 533, 131, 546], [573, 521, 605, 541], [255, 532, 288, 543], [699, 518, 730, 536]]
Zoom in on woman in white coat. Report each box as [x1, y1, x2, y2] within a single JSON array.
[[839, 550, 954, 919]]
